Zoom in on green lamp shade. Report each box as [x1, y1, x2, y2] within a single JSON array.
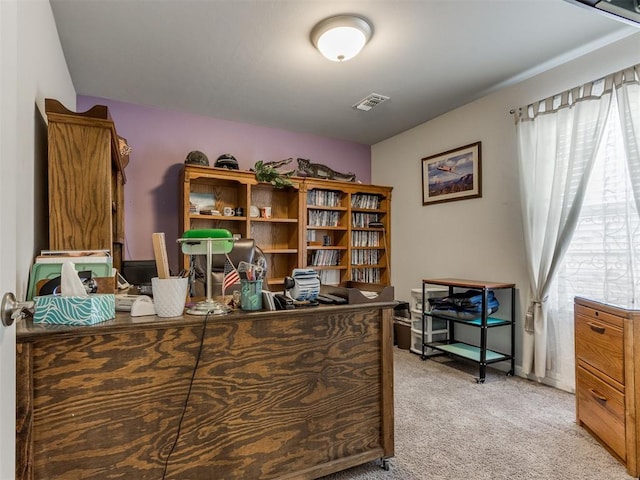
[[179, 229, 234, 255]]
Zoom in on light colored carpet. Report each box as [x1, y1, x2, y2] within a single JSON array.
[[321, 348, 633, 480]]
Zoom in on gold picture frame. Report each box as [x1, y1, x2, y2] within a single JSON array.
[[421, 141, 482, 205]]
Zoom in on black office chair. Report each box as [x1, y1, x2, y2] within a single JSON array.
[[189, 238, 267, 298]]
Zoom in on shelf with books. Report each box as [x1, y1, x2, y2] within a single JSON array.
[[306, 188, 347, 208], [181, 167, 392, 291], [307, 248, 343, 267], [301, 180, 392, 287], [349, 191, 390, 285], [350, 267, 383, 284]]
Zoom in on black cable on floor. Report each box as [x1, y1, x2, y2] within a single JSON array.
[[161, 310, 210, 479]]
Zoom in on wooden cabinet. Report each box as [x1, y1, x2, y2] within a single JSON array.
[[45, 99, 127, 271], [180, 165, 302, 291], [180, 165, 392, 291], [574, 297, 640, 477]]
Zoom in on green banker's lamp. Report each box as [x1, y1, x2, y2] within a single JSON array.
[[177, 229, 235, 315]]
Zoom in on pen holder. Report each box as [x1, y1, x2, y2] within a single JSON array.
[[151, 276, 188, 317], [240, 279, 262, 311]]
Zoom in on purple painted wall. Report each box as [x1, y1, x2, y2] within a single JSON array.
[[77, 96, 371, 273]]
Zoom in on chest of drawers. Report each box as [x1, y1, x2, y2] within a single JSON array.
[[574, 297, 640, 477]]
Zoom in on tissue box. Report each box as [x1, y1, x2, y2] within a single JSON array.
[[27, 262, 113, 300], [33, 294, 116, 325]]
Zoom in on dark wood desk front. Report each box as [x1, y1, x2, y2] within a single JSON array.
[[16, 304, 394, 480]]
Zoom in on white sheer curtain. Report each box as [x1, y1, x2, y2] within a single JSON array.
[[546, 65, 640, 391], [515, 77, 614, 380], [617, 66, 640, 211]]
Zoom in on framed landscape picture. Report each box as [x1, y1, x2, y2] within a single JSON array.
[[421, 141, 482, 206]]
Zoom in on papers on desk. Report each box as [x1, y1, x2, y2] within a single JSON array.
[[36, 249, 111, 264], [360, 290, 379, 299]]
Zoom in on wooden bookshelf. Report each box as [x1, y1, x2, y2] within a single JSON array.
[[180, 165, 392, 290]]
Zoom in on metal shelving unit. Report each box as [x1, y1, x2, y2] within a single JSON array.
[[420, 278, 515, 383]]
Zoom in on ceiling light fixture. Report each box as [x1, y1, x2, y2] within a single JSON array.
[[311, 15, 373, 62]]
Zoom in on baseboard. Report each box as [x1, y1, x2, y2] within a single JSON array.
[[403, 348, 576, 394], [514, 366, 575, 394]]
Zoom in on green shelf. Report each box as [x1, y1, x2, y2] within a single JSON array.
[[462, 317, 512, 327], [426, 312, 511, 327], [427, 342, 509, 363]]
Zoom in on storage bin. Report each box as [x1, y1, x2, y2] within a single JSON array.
[[393, 301, 410, 319], [411, 310, 448, 331], [394, 318, 411, 350], [410, 287, 448, 312], [410, 327, 448, 355]]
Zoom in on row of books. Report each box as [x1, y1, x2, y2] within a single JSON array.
[[351, 194, 381, 210], [351, 249, 380, 266], [351, 267, 382, 284], [351, 231, 381, 247], [308, 249, 340, 267], [307, 189, 342, 207], [351, 212, 380, 228], [308, 210, 341, 227]]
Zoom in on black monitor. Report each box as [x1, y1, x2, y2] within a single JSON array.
[[121, 260, 158, 287]]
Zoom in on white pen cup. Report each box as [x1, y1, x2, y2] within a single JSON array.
[[151, 277, 188, 317]]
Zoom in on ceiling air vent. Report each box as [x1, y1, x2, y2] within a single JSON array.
[[353, 93, 390, 112]]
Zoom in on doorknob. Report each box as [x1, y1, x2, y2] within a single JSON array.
[[1, 292, 34, 327]]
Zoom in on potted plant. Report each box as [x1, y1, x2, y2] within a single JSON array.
[[253, 160, 294, 188]]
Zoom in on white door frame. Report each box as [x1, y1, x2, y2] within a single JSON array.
[[0, 1, 19, 478]]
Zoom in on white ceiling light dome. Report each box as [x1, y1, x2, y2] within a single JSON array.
[[311, 15, 373, 62]]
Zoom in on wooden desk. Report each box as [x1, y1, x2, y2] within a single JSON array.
[[16, 304, 394, 480]]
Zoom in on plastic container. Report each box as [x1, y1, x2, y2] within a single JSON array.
[[410, 327, 448, 355]]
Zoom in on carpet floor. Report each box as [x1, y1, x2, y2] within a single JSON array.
[[320, 348, 633, 480]]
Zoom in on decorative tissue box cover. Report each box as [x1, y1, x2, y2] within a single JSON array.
[[33, 294, 116, 325]]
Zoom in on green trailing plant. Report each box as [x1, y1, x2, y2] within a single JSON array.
[[253, 160, 294, 188]]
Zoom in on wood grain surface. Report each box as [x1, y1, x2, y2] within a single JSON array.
[[48, 122, 113, 252], [574, 297, 640, 477], [17, 306, 393, 479]]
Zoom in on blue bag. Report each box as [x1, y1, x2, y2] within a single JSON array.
[[429, 289, 499, 319]]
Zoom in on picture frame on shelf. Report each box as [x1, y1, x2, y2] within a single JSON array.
[[421, 141, 482, 206]]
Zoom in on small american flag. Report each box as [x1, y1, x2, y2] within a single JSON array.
[[222, 255, 240, 294]]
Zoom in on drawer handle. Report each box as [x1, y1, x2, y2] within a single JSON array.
[[588, 322, 605, 334], [589, 388, 607, 404]]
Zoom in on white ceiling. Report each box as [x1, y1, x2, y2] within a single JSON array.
[[49, 0, 637, 145]]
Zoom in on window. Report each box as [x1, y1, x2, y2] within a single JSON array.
[[547, 96, 640, 391]]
